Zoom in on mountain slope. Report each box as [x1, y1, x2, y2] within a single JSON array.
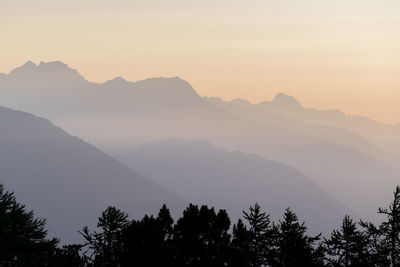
[[257, 93, 400, 162], [0, 61, 399, 223], [204, 96, 391, 165], [118, 138, 352, 234], [0, 106, 184, 243]]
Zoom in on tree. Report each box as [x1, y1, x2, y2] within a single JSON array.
[[243, 203, 277, 266], [324, 215, 370, 266], [172, 204, 231, 266], [52, 244, 86, 267], [228, 219, 253, 267], [157, 203, 174, 239], [359, 220, 390, 266], [0, 184, 58, 266], [378, 186, 400, 266], [119, 204, 175, 267], [360, 186, 400, 266], [80, 206, 129, 266], [273, 208, 324, 267]]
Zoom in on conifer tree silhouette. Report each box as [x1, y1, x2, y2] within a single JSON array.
[[243, 203, 276, 266], [360, 186, 400, 266], [52, 244, 86, 267], [228, 219, 254, 267], [273, 208, 324, 267], [80, 206, 128, 266], [0, 184, 58, 266], [324, 215, 370, 266], [4, 182, 400, 267], [172, 204, 231, 266], [119, 204, 175, 266], [379, 186, 400, 266]]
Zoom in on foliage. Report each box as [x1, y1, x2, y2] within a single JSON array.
[[80, 206, 129, 266], [360, 186, 400, 266], [324, 215, 370, 266], [172, 204, 231, 266], [0, 184, 58, 266], [272, 208, 324, 267], [3, 183, 400, 266]]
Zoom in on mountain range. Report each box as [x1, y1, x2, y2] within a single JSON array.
[[0, 106, 184, 244], [118, 138, 351, 234], [1, 61, 399, 225]]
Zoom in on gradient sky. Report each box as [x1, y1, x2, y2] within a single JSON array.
[[1, 0, 399, 124]]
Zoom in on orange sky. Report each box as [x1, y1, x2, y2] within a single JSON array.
[[1, 0, 399, 124]]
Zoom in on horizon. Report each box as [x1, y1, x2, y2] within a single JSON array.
[[2, 59, 399, 126], [1, 0, 399, 124], [2, 2, 400, 264]]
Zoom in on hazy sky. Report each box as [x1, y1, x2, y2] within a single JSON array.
[[1, 0, 399, 124]]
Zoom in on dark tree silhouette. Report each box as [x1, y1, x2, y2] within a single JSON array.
[[360, 186, 400, 266], [4, 181, 400, 267], [243, 203, 277, 266], [359, 220, 391, 266], [273, 208, 324, 267], [378, 186, 400, 266], [228, 219, 254, 267], [0, 184, 58, 266], [119, 204, 175, 266], [80, 206, 128, 266], [52, 244, 86, 267], [172, 204, 231, 266], [324, 215, 370, 267]]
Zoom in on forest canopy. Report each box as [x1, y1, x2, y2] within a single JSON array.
[[1, 184, 400, 267]]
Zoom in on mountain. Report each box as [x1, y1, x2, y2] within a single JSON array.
[[204, 96, 390, 165], [257, 94, 400, 162], [0, 106, 184, 244], [206, 93, 400, 164], [204, 96, 400, 220], [0, 61, 399, 223], [269, 93, 302, 110], [118, 138, 352, 234], [7, 60, 87, 88]]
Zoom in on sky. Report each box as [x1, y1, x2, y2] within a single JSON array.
[[1, 0, 399, 124]]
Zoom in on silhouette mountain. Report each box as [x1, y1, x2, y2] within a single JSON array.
[[269, 93, 302, 109], [205, 96, 389, 164], [118, 138, 352, 234], [0, 106, 185, 244], [231, 98, 252, 106], [101, 76, 130, 88], [0, 61, 399, 223], [94, 76, 207, 114], [256, 94, 400, 162], [8, 60, 36, 76], [7, 61, 86, 88]]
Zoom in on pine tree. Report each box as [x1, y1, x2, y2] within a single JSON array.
[[172, 204, 231, 266], [273, 208, 324, 267], [361, 186, 400, 266], [324, 215, 370, 266], [52, 244, 86, 267], [0, 184, 58, 266], [359, 220, 390, 266], [157, 204, 174, 239], [228, 219, 254, 267], [243, 203, 276, 266], [379, 186, 400, 266], [208, 209, 231, 266], [119, 204, 175, 267], [80, 206, 129, 266]]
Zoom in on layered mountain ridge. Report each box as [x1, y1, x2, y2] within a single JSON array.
[[118, 138, 352, 234], [0, 106, 185, 244], [1, 60, 399, 224]]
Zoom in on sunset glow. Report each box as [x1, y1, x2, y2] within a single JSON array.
[[1, 0, 399, 123]]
